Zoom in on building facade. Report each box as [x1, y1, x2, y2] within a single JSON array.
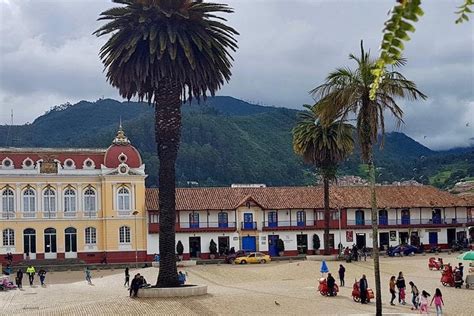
[[0, 128, 147, 264]]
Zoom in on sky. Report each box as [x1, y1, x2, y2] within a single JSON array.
[[0, 0, 473, 150]]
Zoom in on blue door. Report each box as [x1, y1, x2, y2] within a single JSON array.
[[242, 236, 256, 252], [268, 235, 279, 257], [355, 210, 365, 225], [268, 211, 278, 228], [401, 210, 410, 225], [379, 210, 388, 225], [297, 211, 306, 227], [429, 232, 438, 246], [244, 213, 253, 229], [218, 212, 228, 228]]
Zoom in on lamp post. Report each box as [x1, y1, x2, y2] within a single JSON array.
[[132, 210, 139, 268]]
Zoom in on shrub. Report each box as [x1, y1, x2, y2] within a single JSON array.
[[313, 234, 321, 251], [176, 241, 184, 255], [277, 238, 285, 253], [209, 239, 218, 255]]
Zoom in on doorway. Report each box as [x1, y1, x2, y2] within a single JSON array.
[[399, 232, 409, 245], [410, 231, 420, 246], [297, 234, 308, 254], [44, 228, 57, 259], [218, 236, 230, 256], [379, 232, 389, 249], [268, 235, 279, 256], [189, 237, 201, 258], [65, 227, 77, 259], [243, 213, 254, 229], [447, 228, 456, 245], [429, 232, 438, 246], [23, 228, 36, 260], [356, 233, 366, 249], [242, 236, 257, 252]]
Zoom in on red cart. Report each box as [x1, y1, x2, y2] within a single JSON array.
[[318, 278, 339, 296], [440, 265, 454, 287], [428, 257, 444, 270], [351, 280, 375, 302]]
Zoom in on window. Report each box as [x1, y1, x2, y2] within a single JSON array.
[[218, 211, 228, 228], [2, 228, 14, 246], [355, 210, 365, 225], [84, 188, 96, 213], [331, 210, 339, 220], [401, 209, 410, 225], [149, 213, 159, 223], [43, 188, 56, 213], [315, 210, 324, 221], [189, 212, 199, 228], [117, 187, 130, 211], [64, 188, 76, 213], [2, 188, 15, 213], [268, 211, 278, 227], [119, 226, 131, 243], [85, 227, 97, 244], [23, 188, 36, 213], [296, 210, 306, 226]]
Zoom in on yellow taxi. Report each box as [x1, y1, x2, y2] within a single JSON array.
[[234, 252, 271, 264]]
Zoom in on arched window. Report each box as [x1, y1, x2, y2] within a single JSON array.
[[117, 187, 130, 211], [85, 227, 97, 244], [64, 188, 76, 213], [84, 188, 96, 213], [43, 188, 56, 213], [119, 226, 131, 243], [355, 210, 365, 225], [2, 188, 15, 214], [23, 188, 36, 213], [2, 228, 15, 246]]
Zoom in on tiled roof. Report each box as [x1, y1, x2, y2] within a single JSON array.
[[145, 185, 468, 211]]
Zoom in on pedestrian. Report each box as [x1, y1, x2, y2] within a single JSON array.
[[430, 288, 444, 316], [85, 267, 92, 285], [409, 281, 420, 310], [130, 274, 140, 297], [327, 273, 336, 296], [38, 268, 47, 286], [26, 265, 36, 286], [338, 264, 346, 286], [458, 262, 464, 278], [359, 274, 368, 304], [396, 271, 406, 305], [389, 276, 396, 306], [419, 290, 430, 314], [178, 271, 186, 285], [124, 267, 130, 287], [16, 269, 23, 289], [362, 246, 367, 261]]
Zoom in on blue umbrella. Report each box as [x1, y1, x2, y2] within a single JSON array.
[[320, 260, 329, 274]]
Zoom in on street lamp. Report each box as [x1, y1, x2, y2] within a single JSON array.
[[132, 210, 139, 267]]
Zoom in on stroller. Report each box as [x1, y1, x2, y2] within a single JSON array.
[[317, 278, 339, 296], [428, 257, 444, 270]]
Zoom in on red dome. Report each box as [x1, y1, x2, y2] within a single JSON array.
[[104, 144, 142, 169]]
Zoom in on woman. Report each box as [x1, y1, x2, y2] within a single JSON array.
[[396, 272, 406, 305], [409, 281, 420, 310], [389, 276, 396, 306]]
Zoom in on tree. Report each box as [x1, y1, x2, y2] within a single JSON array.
[[312, 234, 321, 252], [312, 42, 426, 315], [209, 239, 217, 255], [293, 104, 354, 255], [176, 240, 184, 256], [95, 0, 238, 287]]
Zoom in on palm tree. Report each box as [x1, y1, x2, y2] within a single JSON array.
[[94, 0, 238, 287], [311, 41, 426, 315], [293, 104, 354, 255]]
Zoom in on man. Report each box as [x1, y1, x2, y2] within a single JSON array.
[[26, 265, 36, 286], [458, 262, 464, 278], [130, 274, 141, 298], [338, 264, 346, 287], [38, 268, 47, 286], [359, 274, 368, 304], [327, 273, 336, 296], [124, 267, 130, 287], [16, 268, 23, 289]]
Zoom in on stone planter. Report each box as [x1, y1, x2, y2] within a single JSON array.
[[138, 285, 208, 298]]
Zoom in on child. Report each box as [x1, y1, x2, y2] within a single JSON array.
[[430, 288, 444, 316], [419, 290, 430, 314]]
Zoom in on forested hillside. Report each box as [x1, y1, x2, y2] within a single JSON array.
[[1, 97, 472, 188]]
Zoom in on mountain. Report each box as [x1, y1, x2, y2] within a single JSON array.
[[1, 96, 473, 188]]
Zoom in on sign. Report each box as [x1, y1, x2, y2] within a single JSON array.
[[233, 237, 239, 241], [390, 231, 397, 241], [346, 231, 353, 242]]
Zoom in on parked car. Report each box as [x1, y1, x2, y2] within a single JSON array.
[[234, 252, 271, 264], [387, 244, 422, 257], [225, 250, 246, 264]]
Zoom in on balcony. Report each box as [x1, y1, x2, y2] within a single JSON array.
[[22, 212, 36, 219], [240, 221, 257, 230], [262, 220, 316, 230], [347, 217, 472, 227], [64, 212, 77, 218], [1, 212, 16, 219], [148, 221, 237, 234]]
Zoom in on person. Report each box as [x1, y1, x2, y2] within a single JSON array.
[[430, 288, 444, 316], [4, 263, 12, 275], [344, 247, 351, 262], [85, 267, 92, 285], [454, 267, 463, 288], [16, 269, 23, 289], [389, 276, 396, 306], [352, 245, 358, 262], [362, 246, 367, 261], [338, 264, 345, 287], [38, 268, 47, 286], [130, 274, 140, 297], [178, 271, 187, 285], [419, 290, 430, 314], [458, 262, 464, 278], [359, 274, 368, 304], [327, 273, 336, 296], [101, 252, 108, 264], [154, 253, 160, 262], [408, 281, 420, 310], [124, 267, 130, 287], [26, 265, 36, 286], [139, 275, 149, 288], [6, 252, 13, 264], [396, 271, 406, 305]]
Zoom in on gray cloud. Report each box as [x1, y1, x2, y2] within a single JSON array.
[[0, 0, 472, 150]]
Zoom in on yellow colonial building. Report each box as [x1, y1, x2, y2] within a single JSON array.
[[0, 127, 147, 263]]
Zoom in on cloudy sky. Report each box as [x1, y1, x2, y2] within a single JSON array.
[[0, 0, 473, 150]]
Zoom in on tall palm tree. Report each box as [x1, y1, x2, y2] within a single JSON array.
[[293, 104, 354, 255], [94, 0, 238, 287], [311, 41, 426, 315]]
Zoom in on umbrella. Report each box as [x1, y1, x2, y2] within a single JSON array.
[[320, 260, 329, 274], [457, 251, 474, 261]]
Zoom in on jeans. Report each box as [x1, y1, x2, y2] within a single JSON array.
[[28, 274, 34, 285], [390, 290, 396, 304], [339, 277, 344, 286], [435, 304, 443, 315], [412, 294, 418, 309]]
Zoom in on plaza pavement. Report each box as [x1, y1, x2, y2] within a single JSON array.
[[1, 253, 472, 315]]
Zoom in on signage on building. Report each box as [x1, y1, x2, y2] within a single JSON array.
[[390, 231, 397, 241], [346, 231, 353, 242]]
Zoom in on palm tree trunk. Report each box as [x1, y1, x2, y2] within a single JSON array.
[[155, 80, 181, 288], [368, 154, 382, 315], [323, 177, 330, 255]]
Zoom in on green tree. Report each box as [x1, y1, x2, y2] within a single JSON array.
[[95, 0, 237, 287], [293, 104, 354, 255], [311, 42, 426, 315]]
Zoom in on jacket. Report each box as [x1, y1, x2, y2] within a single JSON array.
[[26, 266, 36, 275]]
